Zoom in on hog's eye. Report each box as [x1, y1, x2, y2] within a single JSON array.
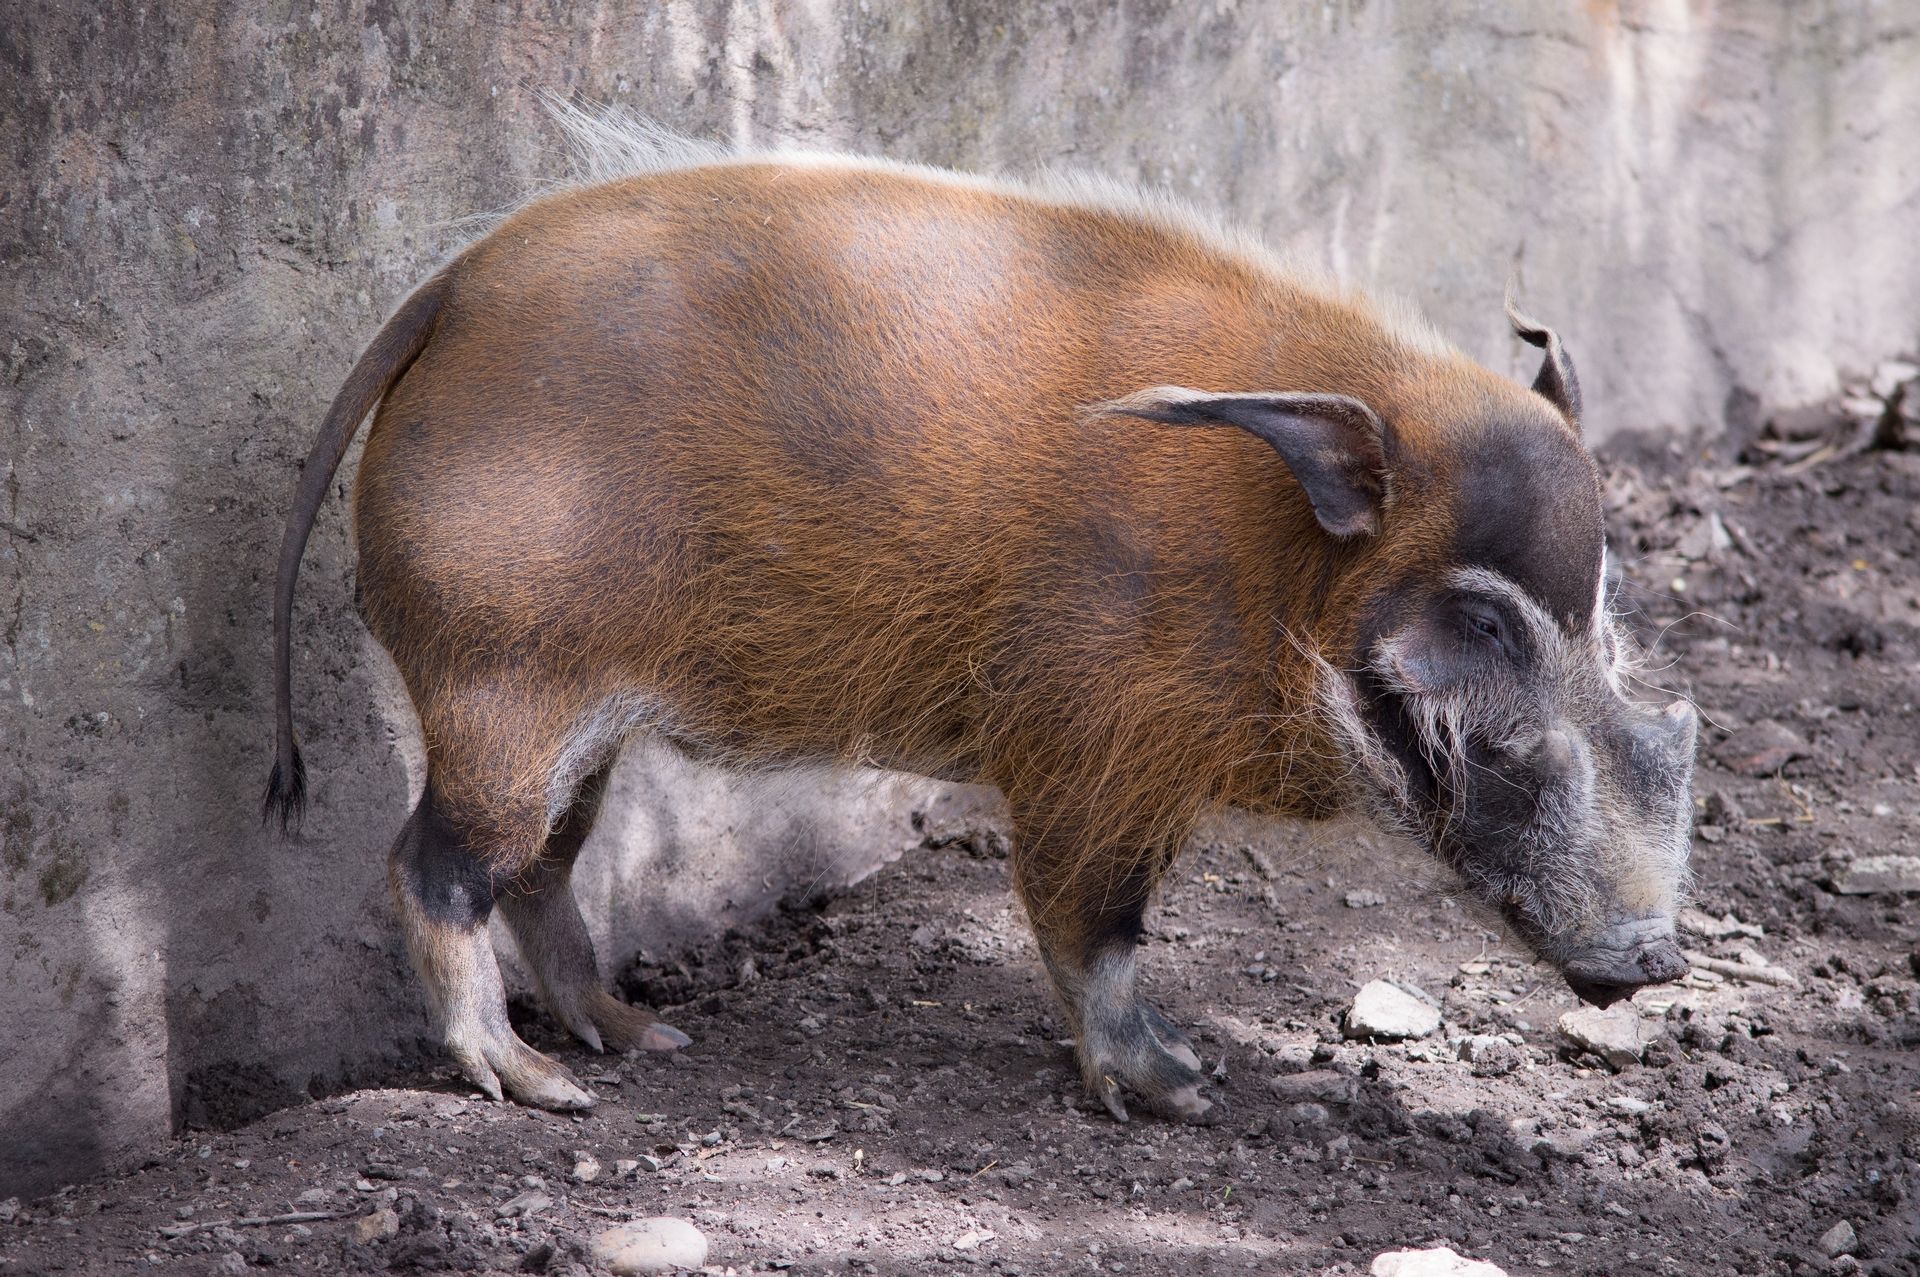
[[1461, 605, 1505, 647]]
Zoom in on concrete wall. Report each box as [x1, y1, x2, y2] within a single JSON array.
[[4, 0, 1916, 1196]]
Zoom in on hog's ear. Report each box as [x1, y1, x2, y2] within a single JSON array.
[[1097, 386, 1388, 538], [1504, 282, 1582, 429]]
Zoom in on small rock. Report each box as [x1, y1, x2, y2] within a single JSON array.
[[951, 1230, 995, 1251], [1457, 1035, 1521, 1077], [1370, 1245, 1509, 1276], [1344, 889, 1387, 908], [1267, 1070, 1358, 1104], [571, 1155, 602, 1184], [1603, 1095, 1652, 1116], [1675, 514, 1733, 562], [1831, 854, 1920, 895], [1694, 1122, 1732, 1169], [635, 1154, 666, 1173], [1533, 1128, 1593, 1159], [495, 1190, 553, 1220], [353, 1209, 400, 1243], [589, 1217, 709, 1274], [613, 1159, 639, 1177], [1677, 908, 1763, 940], [294, 1187, 330, 1205], [1284, 1102, 1331, 1126], [1345, 980, 1441, 1040], [1818, 1220, 1858, 1259], [1717, 721, 1807, 776], [1558, 1005, 1653, 1070], [909, 923, 940, 950]]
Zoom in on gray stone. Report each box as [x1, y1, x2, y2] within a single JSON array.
[[1268, 1070, 1359, 1104], [1558, 1005, 1654, 1070], [590, 1217, 710, 1275], [1344, 889, 1388, 908], [495, 1190, 553, 1220], [1717, 721, 1809, 776], [1371, 1246, 1509, 1277], [1831, 855, 1920, 895], [1346, 980, 1442, 1040], [571, 1155, 602, 1184], [1818, 1220, 1858, 1259], [1457, 1035, 1522, 1077]]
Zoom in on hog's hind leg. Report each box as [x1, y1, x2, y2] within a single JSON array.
[[389, 788, 596, 1111], [496, 761, 691, 1055], [1015, 832, 1210, 1123]]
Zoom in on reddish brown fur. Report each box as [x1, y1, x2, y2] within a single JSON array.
[[274, 156, 1568, 1114], [354, 165, 1533, 930]]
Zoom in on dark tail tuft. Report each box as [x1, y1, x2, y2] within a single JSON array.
[[263, 744, 308, 832]]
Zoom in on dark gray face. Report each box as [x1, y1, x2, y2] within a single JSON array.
[[1317, 417, 1699, 1006]]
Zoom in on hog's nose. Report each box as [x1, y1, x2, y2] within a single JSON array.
[[1560, 918, 1689, 1008]]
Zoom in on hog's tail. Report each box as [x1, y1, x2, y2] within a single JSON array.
[[264, 271, 448, 831]]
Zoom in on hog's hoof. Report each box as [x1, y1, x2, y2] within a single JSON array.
[[1080, 1004, 1211, 1124], [449, 1030, 596, 1111], [588, 991, 693, 1054]]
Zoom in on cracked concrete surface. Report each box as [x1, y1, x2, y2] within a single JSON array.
[[3, 1, 1916, 1197]]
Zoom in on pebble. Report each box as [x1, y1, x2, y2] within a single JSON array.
[[571, 1154, 602, 1183], [1830, 854, 1920, 895], [1818, 1219, 1858, 1258], [495, 1190, 553, 1220], [1268, 1070, 1358, 1104], [614, 1159, 640, 1177], [1457, 1035, 1521, 1077], [352, 1208, 399, 1243], [1371, 1244, 1508, 1276], [1603, 1095, 1652, 1116], [1677, 908, 1764, 940], [589, 1217, 709, 1274], [1558, 1005, 1652, 1070], [1716, 720, 1808, 777], [1345, 980, 1441, 1040], [1344, 889, 1387, 908]]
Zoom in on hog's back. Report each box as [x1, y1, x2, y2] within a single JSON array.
[[353, 161, 1323, 784]]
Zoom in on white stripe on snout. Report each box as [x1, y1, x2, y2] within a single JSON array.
[[1593, 547, 1611, 643]]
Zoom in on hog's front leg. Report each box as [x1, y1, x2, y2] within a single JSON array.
[[1012, 833, 1209, 1122]]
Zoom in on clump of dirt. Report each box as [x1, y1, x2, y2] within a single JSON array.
[[3, 447, 1917, 1277]]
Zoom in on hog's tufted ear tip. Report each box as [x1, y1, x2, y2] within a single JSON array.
[[1503, 280, 1582, 430]]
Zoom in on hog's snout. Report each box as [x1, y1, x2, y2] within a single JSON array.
[[1558, 916, 1689, 1008]]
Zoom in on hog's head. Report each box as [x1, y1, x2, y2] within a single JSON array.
[[1104, 295, 1698, 1006]]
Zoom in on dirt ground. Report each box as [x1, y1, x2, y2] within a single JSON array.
[[4, 442, 1918, 1277]]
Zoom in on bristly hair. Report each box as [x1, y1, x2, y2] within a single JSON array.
[[533, 93, 1458, 365]]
